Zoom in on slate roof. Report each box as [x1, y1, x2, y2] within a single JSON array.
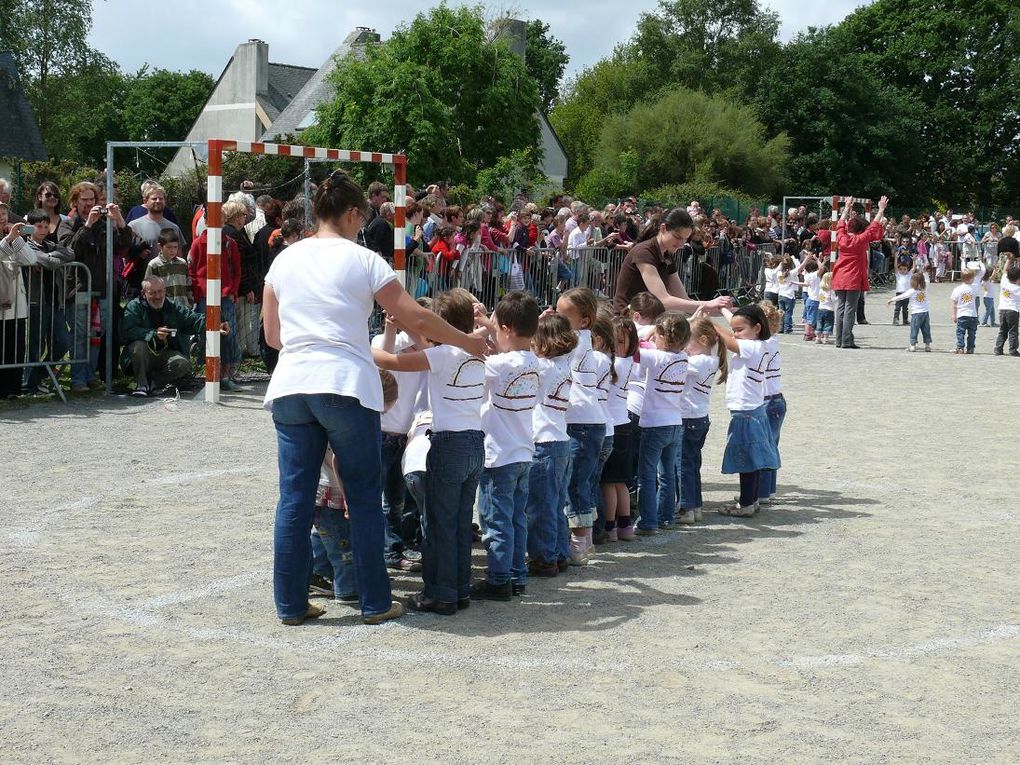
[[259, 62, 316, 122], [0, 51, 47, 161], [261, 29, 379, 140]]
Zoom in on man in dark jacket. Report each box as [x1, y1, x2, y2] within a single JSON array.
[[363, 202, 395, 263], [120, 276, 229, 397]]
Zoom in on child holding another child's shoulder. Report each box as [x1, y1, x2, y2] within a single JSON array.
[[756, 302, 786, 506], [887, 272, 932, 352], [713, 304, 780, 517], [473, 291, 548, 600], [675, 315, 727, 525], [633, 312, 690, 534]]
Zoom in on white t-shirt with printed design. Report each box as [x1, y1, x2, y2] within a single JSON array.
[[893, 288, 929, 315], [594, 350, 615, 436], [680, 353, 719, 419], [533, 354, 572, 444], [763, 334, 783, 397], [401, 410, 433, 475], [804, 272, 821, 301], [626, 323, 656, 416], [725, 338, 768, 411], [482, 350, 549, 468], [565, 330, 609, 425], [607, 356, 635, 428], [818, 285, 836, 312], [777, 268, 798, 299], [1000, 275, 1020, 313], [764, 267, 780, 294], [422, 345, 486, 433], [636, 348, 687, 428], [951, 284, 978, 318]]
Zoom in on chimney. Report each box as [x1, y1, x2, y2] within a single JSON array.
[[494, 18, 526, 61], [241, 38, 269, 97]]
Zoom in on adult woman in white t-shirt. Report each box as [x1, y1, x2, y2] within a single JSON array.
[[262, 171, 486, 627]]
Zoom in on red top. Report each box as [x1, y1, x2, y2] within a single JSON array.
[[188, 229, 241, 302], [832, 219, 883, 292]]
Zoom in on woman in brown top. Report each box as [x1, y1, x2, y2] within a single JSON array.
[[613, 208, 733, 315]]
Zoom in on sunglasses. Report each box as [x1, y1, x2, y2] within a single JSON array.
[[43, 192, 58, 199]]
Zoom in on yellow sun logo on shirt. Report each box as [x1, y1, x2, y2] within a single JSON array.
[[960, 293, 973, 303], [916, 292, 926, 303], [1004, 288, 1013, 299]]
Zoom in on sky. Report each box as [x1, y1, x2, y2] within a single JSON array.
[[90, 0, 871, 82]]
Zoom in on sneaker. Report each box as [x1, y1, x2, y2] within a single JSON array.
[[469, 580, 512, 601], [1011, 351, 1020, 357], [693, 507, 703, 521], [658, 521, 674, 530], [616, 525, 636, 541], [907, 344, 916, 352], [131, 386, 150, 398], [220, 378, 242, 392], [924, 344, 932, 352], [892, 319, 899, 325], [718, 502, 756, 518], [994, 349, 1004, 356], [362, 601, 405, 624], [511, 583, 526, 597], [605, 527, 618, 543], [281, 603, 327, 626], [675, 510, 696, 525], [634, 527, 658, 536], [408, 593, 456, 616], [815, 337, 823, 344], [308, 573, 334, 597], [954, 348, 964, 354]]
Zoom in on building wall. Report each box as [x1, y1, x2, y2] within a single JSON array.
[[539, 114, 568, 188], [166, 41, 269, 176]]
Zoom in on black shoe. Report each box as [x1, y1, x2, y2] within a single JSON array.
[[592, 528, 608, 545], [994, 349, 1004, 356], [858, 320, 869, 325], [408, 592, 456, 615], [131, 386, 150, 398], [469, 580, 512, 601], [556, 558, 569, 572], [1011, 351, 1020, 357], [843, 344, 861, 349], [511, 583, 526, 597], [308, 573, 333, 597], [457, 598, 470, 610], [151, 384, 177, 398]]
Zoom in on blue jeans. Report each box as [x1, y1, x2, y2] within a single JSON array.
[[758, 396, 787, 499], [197, 297, 240, 365], [637, 424, 681, 530], [956, 316, 977, 351], [526, 440, 571, 565], [910, 312, 931, 345], [312, 507, 358, 599], [404, 469, 426, 549], [479, 461, 532, 586], [679, 417, 710, 510], [982, 297, 996, 324], [779, 296, 795, 333], [565, 423, 605, 528], [594, 434, 614, 529], [24, 302, 71, 388], [817, 309, 835, 334], [423, 430, 484, 603], [271, 393, 392, 619], [803, 299, 819, 330], [380, 433, 409, 564]]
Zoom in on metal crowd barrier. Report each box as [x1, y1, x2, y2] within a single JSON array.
[[0, 260, 94, 402]]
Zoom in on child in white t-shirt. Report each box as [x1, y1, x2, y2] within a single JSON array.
[[713, 305, 779, 517], [796, 254, 821, 341], [951, 269, 979, 354], [993, 259, 1020, 355], [372, 288, 486, 615], [633, 312, 689, 534], [591, 315, 622, 543], [816, 271, 836, 344], [525, 314, 577, 574], [473, 291, 549, 600], [675, 315, 726, 525], [625, 293, 664, 486], [762, 254, 781, 306], [892, 262, 913, 326], [979, 267, 997, 327], [757, 302, 786, 506], [557, 288, 610, 563], [887, 272, 932, 352], [600, 317, 639, 541]]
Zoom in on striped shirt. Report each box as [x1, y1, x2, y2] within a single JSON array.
[[145, 255, 192, 307]]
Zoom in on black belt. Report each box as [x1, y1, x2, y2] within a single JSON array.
[[764, 393, 784, 401]]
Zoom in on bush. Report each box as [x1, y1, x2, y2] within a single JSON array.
[[641, 182, 766, 224], [3, 158, 101, 213]]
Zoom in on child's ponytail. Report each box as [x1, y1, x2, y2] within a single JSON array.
[[591, 316, 618, 384]]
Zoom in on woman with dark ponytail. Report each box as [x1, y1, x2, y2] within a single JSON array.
[[261, 170, 486, 627], [613, 207, 732, 316]]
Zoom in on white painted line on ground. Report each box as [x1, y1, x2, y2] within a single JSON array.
[[138, 570, 272, 609], [6, 497, 98, 547]]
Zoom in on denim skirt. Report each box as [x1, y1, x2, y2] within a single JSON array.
[[721, 404, 781, 474]]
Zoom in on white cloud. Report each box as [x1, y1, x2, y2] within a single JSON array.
[[89, 0, 872, 80]]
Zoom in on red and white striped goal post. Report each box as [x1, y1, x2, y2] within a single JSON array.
[[204, 139, 407, 403], [829, 195, 873, 262]]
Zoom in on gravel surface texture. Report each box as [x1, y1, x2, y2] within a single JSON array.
[[2, 281, 1017, 764]]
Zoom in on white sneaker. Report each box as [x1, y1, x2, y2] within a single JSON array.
[[907, 344, 916, 352], [676, 510, 696, 525], [719, 502, 756, 518]]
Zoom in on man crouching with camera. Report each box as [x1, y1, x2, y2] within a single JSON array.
[[120, 276, 229, 397]]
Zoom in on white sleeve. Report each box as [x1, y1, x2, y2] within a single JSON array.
[[365, 248, 398, 294]]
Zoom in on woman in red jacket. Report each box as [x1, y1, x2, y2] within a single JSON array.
[[832, 195, 888, 348]]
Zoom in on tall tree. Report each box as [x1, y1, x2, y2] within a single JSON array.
[[523, 19, 569, 112], [307, 5, 540, 186], [122, 67, 214, 141]]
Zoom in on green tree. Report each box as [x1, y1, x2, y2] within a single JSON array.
[[836, 0, 1020, 207], [523, 19, 569, 112], [752, 27, 925, 205], [122, 67, 214, 142], [307, 4, 541, 187], [40, 53, 126, 164], [585, 87, 789, 199], [629, 0, 781, 93], [549, 54, 650, 184]]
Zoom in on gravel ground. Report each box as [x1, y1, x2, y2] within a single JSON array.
[[2, 281, 1018, 764]]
